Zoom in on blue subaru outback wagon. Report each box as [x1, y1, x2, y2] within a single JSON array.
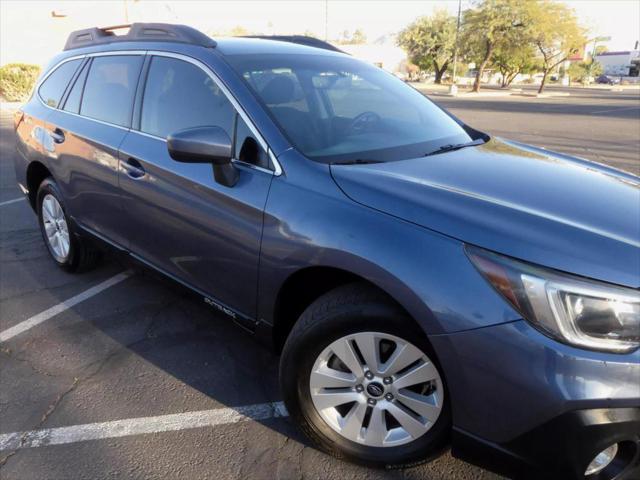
[[13, 23, 639, 479]]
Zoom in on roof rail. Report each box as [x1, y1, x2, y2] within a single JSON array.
[[64, 23, 216, 51], [242, 35, 346, 54]]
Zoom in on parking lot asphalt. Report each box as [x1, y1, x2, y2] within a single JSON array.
[[0, 88, 638, 479], [431, 86, 640, 175]]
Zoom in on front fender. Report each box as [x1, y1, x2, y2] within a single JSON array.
[[257, 150, 520, 336]]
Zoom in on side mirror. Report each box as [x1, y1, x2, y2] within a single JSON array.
[[167, 126, 238, 187]]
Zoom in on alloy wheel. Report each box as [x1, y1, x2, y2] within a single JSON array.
[[309, 331, 444, 447], [41, 194, 70, 261]]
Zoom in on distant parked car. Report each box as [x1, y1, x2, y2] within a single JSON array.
[[596, 74, 621, 85]]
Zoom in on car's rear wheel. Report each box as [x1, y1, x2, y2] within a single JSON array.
[[280, 282, 450, 468], [37, 178, 100, 272]]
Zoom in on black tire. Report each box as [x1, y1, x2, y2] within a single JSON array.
[[36, 178, 100, 272], [280, 282, 451, 468]]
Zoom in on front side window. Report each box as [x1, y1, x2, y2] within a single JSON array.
[[80, 55, 143, 127], [140, 56, 234, 139], [38, 59, 82, 108], [227, 54, 474, 163]]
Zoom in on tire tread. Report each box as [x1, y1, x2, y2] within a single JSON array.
[[280, 282, 449, 469]]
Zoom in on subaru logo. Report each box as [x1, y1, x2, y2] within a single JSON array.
[[366, 382, 384, 397]]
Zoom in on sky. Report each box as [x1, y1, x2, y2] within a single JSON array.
[[2, 0, 639, 66]]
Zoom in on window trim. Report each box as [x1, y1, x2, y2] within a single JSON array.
[[60, 58, 91, 114], [36, 58, 83, 109], [59, 57, 89, 110], [36, 51, 146, 132], [36, 50, 282, 176]]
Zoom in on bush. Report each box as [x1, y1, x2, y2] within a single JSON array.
[[0, 63, 41, 102]]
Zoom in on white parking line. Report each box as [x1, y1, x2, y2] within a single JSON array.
[[0, 271, 132, 343], [0, 402, 288, 451], [0, 197, 25, 207]]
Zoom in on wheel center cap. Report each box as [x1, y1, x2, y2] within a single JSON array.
[[366, 382, 384, 398]]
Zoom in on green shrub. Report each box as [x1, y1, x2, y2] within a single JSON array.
[[0, 63, 41, 102]]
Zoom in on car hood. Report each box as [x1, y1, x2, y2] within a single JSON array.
[[331, 138, 640, 288]]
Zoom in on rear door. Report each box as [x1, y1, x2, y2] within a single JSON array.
[[117, 53, 274, 325], [15, 58, 83, 185], [45, 53, 144, 246]]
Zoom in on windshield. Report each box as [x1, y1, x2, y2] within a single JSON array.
[[225, 53, 474, 163]]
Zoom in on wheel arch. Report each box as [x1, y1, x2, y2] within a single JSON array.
[[26, 161, 52, 210], [271, 265, 424, 353]]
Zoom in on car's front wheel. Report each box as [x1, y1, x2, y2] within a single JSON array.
[[280, 282, 450, 468]]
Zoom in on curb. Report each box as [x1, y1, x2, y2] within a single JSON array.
[[427, 90, 516, 98], [517, 92, 571, 98], [0, 102, 23, 112]]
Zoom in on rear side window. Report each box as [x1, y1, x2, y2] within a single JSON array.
[[140, 56, 234, 139], [63, 61, 89, 114], [38, 59, 82, 108], [81, 55, 143, 127]]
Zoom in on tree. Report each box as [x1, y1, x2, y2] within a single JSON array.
[[336, 29, 367, 45], [493, 43, 541, 87], [568, 59, 603, 85], [338, 30, 351, 44], [528, 0, 587, 93], [229, 25, 249, 36], [462, 0, 530, 92], [351, 29, 367, 44], [397, 10, 456, 84]]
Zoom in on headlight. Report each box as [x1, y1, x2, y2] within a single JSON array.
[[466, 246, 639, 353]]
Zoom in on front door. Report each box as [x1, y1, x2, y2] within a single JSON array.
[[118, 54, 274, 324]]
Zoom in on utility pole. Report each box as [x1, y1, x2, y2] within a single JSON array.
[[325, 0, 329, 41], [449, 0, 462, 96]]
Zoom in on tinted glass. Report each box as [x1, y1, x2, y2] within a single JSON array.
[[242, 68, 309, 113], [227, 54, 473, 163], [140, 56, 234, 139], [38, 59, 82, 108], [63, 61, 89, 114], [234, 115, 268, 168], [81, 55, 143, 127]]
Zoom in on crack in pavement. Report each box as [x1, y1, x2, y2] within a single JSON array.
[[0, 342, 132, 469], [0, 298, 177, 469], [0, 347, 66, 379], [0, 377, 80, 468]]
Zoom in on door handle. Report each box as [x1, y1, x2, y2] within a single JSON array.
[[122, 158, 146, 179], [49, 128, 65, 144]]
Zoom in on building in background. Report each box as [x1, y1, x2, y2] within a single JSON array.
[[595, 50, 640, 77], [339, 34, 408, 74]]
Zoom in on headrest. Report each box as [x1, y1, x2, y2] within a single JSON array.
[[260, 75, 295, 105]]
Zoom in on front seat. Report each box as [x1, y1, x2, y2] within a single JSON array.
[[260, 76, 320, 152]]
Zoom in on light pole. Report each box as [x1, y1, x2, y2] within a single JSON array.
[[449, 0, 462, 95], [325, 0, 329, 41]]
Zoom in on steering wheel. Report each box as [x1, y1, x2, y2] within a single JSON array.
[[348, 111, 381, 134]]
